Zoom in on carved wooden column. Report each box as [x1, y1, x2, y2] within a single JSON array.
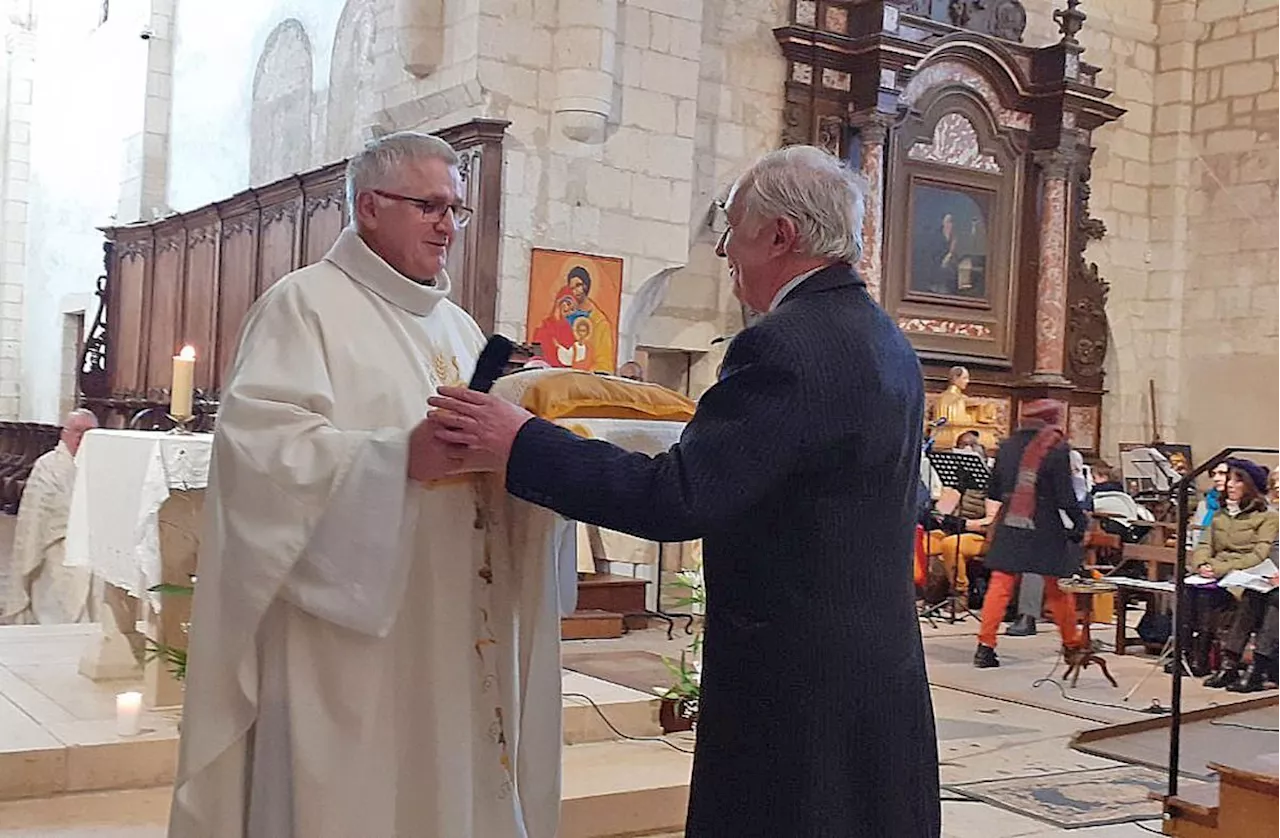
[[1031, 150, 1073, 383], [852, 115, 890, 302]]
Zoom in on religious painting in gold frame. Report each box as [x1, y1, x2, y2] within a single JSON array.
[[526, 248, 623, 374], [882, 93, 1025, 366]]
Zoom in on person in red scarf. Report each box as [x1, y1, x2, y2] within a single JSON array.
[[974, 399, 1089, 668]]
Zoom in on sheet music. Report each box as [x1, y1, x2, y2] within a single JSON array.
[[1218, 559, 1279, 593], [1109, 577, 1176, 592]]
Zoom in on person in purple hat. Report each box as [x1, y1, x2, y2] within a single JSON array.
[[1183, 458, 1278, 679]]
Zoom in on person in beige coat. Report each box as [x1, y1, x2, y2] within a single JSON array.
[[1180, 459, 1279, 677]]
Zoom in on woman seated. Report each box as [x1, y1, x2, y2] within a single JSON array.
[[1209, 580, 1278, 692], [927, 480, 991, 595], [1181, 459, 1279, 678]]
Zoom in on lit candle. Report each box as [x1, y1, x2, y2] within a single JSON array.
[[116, 691, 142, 737], [170, 345, 196, 420]]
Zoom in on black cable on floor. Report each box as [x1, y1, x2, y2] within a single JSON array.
[[562, 692, 696, 754], [1030, 648, 1165, 715], [1208, 718, 1280, 732]]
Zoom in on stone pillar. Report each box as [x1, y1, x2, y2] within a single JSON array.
[[552, 0, 618, 144], [852, 116, 889, 303], [0, 25, 35, 419], [1030, 150, 1072, 383], [118, 0, 175, 221], [394, 0, 444, 78]]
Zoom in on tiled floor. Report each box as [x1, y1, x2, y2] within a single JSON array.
[[1, 610, 1273, 836]]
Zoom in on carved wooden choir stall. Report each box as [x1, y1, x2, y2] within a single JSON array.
[[774, 0, 1123, 448]]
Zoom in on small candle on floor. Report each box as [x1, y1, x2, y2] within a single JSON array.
[[116, 691, 142, 737]]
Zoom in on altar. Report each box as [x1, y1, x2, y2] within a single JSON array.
[[65, 429, 211, 709]]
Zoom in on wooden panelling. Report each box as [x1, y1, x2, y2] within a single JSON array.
[[257, 192, 299, 295], [216, 205, 259, 389], [110, 232, 152, 396], [301, 169, 345, 265], [182, 214, 220, 390], [148, 224, 186, 394], [88, 118, 509, 426]]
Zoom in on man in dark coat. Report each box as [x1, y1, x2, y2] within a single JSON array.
[[974, 399, 1088, 668], [425, 146, 940, 837]]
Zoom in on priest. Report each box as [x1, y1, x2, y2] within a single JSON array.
[[0, 409, 97, 624], [168, 132, 565, 838]]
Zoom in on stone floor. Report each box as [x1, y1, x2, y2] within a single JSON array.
[[1, 604, 1274, 836]]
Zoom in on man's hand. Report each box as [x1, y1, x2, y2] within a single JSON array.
[[426, 386, 535, 474], [407, 416, 489, 484]]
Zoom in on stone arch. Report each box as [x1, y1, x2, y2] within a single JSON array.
[[326, 0, 380, 160], [250, 19, 314, 185]]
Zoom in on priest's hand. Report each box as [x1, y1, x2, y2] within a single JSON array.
[[427, 386, 535, 473], [408, 417, 489, 484]]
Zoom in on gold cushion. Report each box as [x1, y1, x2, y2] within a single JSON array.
[[515, 370, 696, 422]]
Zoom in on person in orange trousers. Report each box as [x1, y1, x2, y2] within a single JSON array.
[[974, 400, 1088, 668]]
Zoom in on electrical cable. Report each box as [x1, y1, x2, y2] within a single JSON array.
[[561, 692, 696, 754], [1207, 718, 1279, 732], [1030, 648, 1165, 715]]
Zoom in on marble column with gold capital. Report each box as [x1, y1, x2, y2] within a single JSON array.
[[853, 116, 890, 303], [1030, 150, 1074, 383]]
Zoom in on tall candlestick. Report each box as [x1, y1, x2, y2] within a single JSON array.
[[116, 691, 142, 736], [171, 345, 196, 420]]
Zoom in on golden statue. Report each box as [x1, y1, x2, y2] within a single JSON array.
[[929, 366, 1001, 450]]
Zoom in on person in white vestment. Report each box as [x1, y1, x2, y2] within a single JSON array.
[[0, 409, 97, 625], [168, 132, 565, 838]]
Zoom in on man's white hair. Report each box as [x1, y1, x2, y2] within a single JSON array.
[[737, 145, 867, 264], [63, 408, 97, 428], [345, 131, 460, 218]]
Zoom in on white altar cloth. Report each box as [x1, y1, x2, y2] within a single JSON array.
[[65, 430, 213, 607]]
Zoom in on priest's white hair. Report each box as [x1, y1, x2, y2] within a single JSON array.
[[737, 145, 866, 264], [345, 131, 460, 218]]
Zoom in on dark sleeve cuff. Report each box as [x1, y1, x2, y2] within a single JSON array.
[[504, 417, 574, 507]]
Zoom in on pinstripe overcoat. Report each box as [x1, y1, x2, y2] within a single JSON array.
[[506, 263, 941, 837]]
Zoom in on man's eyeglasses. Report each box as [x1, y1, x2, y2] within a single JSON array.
[[371, 189, 474, 227]]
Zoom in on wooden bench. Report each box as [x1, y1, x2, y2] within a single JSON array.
[[1110, 543, 1180, 655]]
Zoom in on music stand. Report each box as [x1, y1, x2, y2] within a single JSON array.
[[1121, 447, 1181, 495], [926, 450, 990, 491]]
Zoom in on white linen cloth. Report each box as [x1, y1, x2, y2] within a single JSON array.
[[64, 430, 212, 608]]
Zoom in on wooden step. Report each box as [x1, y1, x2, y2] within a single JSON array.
[[562, 609, 624, 640], [560, 739, 693, 838], [577, 573, 648, 615]]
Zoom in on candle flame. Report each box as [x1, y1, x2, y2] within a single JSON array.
[[178, 345, 196, 361]]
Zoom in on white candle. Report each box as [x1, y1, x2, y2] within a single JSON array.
[[116, 691, 142, 737], [171, 345, 196, 420]]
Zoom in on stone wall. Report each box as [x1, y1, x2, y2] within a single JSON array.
[[11, 1, 153, 422], [1176, 0, 1279, 457], [480, 0, 785, 395]]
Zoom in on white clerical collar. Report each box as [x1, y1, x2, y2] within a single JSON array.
[[324, 226, 453, 317], [768, 265, 827, 312]]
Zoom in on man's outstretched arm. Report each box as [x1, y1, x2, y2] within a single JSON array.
[[429, 328, 812, 542]]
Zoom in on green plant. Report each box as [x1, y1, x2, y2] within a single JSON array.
[[144, 578, 195, 682], [659, 563, 704, 711]]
